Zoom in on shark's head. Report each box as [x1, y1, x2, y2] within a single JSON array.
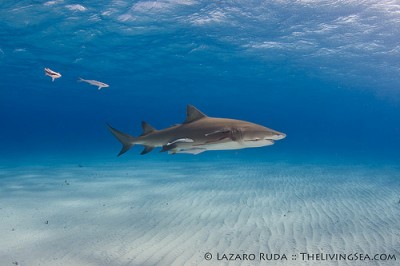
[[239, 123, 286, 148]]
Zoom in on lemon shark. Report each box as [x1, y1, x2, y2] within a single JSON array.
[[108, 105, 286, 156]]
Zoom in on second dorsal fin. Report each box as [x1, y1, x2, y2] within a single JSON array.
[[141, 121, 156, 136], [184, 105, 207, 123]]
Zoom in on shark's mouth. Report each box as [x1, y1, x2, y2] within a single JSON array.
[[245, 139, 275, 143]]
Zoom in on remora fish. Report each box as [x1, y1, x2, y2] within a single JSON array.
[[78, 78, 109, 90], [108, 105, 286, 156], [44, 68, 61, 82]]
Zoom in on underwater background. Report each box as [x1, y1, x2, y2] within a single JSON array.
[[1, 1, 400, 265], [1, 0, 400, 163]]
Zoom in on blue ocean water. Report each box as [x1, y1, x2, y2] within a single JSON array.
[[1, 2, 400, 265], [1, 0, 399, 164]]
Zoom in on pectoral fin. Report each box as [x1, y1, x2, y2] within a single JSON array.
[[197, 128, 232, 146]]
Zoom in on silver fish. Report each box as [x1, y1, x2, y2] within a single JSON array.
[[78, 78, 109, 90], [44, 68, 61, 82]]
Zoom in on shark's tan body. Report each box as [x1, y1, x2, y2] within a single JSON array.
[[108, 105, 286, 155]]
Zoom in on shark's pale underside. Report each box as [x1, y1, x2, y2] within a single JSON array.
[[108, 105, 286, 156]]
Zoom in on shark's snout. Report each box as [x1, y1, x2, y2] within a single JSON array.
[[269, 132, 286, 140], [277, 133, 286, 140]]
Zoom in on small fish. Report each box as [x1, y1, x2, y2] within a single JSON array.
[[78, 77, 109, 90], [167, 138, 194, 146], [44, 68, 61, 82]]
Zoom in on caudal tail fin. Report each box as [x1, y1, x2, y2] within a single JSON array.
[[107, 124, 136, 156]]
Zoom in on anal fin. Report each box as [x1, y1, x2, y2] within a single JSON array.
[[141, 146, 154, 155]]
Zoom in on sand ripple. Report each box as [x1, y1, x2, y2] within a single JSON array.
[[0, 160, 399, 265]]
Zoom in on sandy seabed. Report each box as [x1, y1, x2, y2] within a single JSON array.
[[0, 159, 399, 266]]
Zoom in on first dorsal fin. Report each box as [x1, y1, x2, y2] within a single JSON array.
[[141, 121, 156, 136], [184, 105, 207, 123]]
